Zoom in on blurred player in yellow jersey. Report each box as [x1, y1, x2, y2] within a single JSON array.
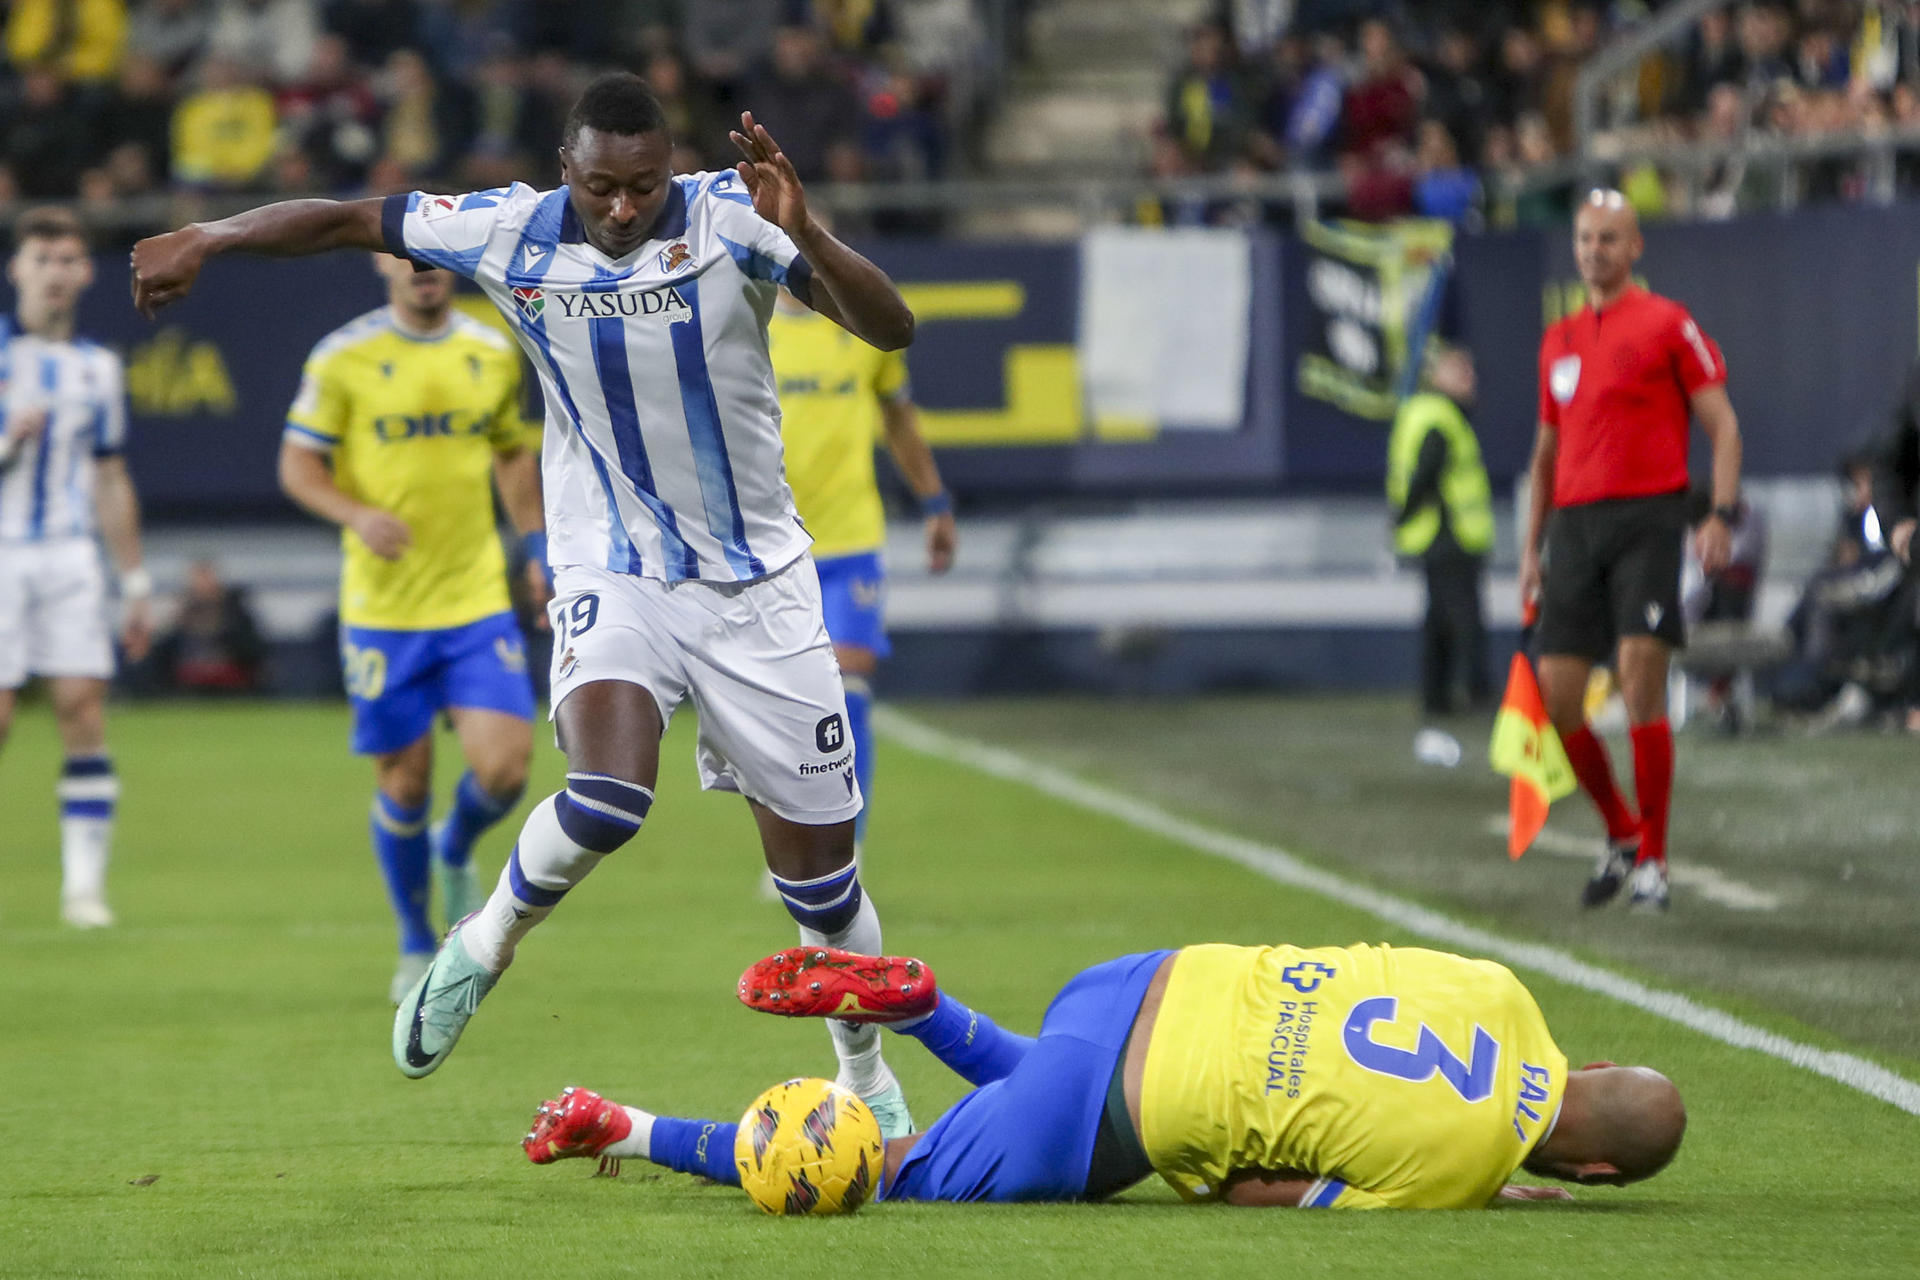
[[279, 255, 550, 1001], [769, 283, 955, 847], [530, 941, 1686, 1210]]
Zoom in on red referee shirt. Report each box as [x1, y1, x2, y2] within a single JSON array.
[[1537, 285, 1725, 508]]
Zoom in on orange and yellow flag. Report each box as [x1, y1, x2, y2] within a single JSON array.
[[1488, 653, 1576, 859]]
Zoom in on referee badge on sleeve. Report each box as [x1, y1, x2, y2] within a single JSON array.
[[1549, 355, 1582, 405]]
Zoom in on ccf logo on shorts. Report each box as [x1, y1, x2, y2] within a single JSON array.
[[815, 714, 845, 753]]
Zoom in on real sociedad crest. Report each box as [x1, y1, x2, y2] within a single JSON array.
[[659, 242, 692, 274]]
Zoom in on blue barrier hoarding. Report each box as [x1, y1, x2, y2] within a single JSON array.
[[4, 203, 1912, 517]]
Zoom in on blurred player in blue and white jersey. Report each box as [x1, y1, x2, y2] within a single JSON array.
[[132, 74, 922, 1131], [1, 206, 152, 928], [278, 253, 547, 1002], [770, 267, 955, 851]]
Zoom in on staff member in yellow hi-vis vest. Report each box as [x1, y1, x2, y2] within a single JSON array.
[[1388, 344, 1495, 718]]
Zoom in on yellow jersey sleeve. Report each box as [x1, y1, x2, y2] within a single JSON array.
[[485, 360, 527, 455], [873, 347, 910, 403], [285, 348, 350, 452]]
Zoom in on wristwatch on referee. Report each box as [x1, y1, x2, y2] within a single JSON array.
[[1710, 503, 1740, 528]]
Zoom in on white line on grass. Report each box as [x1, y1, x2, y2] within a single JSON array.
[[1477, 816, 1783, 912], [876, 707, 1920, 1118]]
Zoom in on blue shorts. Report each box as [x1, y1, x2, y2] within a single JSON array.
[[341, 612, 535, 755], [881, 950, 1174, 1204], [814, 550, 889, 659]]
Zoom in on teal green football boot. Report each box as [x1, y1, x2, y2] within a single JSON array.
[[392, 921, 499, 1078]]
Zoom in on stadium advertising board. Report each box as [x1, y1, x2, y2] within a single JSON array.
[[12, 204, 1916, 515]]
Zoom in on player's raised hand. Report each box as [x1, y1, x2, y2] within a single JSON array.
[[130, 226, 213, 319], [729, 112, 810, 236], [351, 508, 413, 561]]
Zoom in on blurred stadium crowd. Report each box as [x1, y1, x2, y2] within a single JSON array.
[[0, 0, 989, 235], [1155, 1, 1920, 227]]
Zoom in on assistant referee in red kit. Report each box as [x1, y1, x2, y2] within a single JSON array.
[[1518, 189, 1744, 913]]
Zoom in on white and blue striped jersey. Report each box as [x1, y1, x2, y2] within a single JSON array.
[[0, 317, 127, 544], [380, 173, 819, 583]]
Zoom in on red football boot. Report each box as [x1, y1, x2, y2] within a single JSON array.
[[737, 946, 938, 1023], [523, 1086, 632, 1165]]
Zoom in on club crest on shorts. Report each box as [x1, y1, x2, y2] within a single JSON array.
[[815, 714, 845, 753], [495, 636, 527, 674], [1645, 602, 1664, 629], [1549, 355, 1581, 405], [558, 646, 577, 679]]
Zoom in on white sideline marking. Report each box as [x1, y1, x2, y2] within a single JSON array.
[[1479, 817, 1783, 912], [876, 708, 1920, 1118]]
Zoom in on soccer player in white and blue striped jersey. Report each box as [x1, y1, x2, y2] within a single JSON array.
[[132, 75, 920, 1134], [2, 206, 153, 928]]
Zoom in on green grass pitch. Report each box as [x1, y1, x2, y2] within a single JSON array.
[[2, 698, 1916, 1278]]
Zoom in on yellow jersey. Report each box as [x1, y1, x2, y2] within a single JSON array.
[[768, 305, 909, 559], [285, 308, 524, 630], [1141, 943, 1567, 1209]]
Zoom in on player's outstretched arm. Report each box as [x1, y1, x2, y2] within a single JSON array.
[[130, 198, 387, 318], [93, 456, 152, 661], [728, 112, 914, 351], [880, 398, 956, 573]]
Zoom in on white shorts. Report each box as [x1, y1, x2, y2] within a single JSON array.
[[0, 538, 114, 689], [546, 556, 862, 826]]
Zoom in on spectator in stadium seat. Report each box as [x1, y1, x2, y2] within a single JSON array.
[[1340, 19, 1418, 162], [322, 0, 420, 73], [171, 53, 278, 188], [1163, 18, 1261, 173], [814, 0, 896, 59], [1736, 3, 1794, 98], [1387, 344, 1494, 719], [1510, 113, 1570, 227], [209, 0, 318, 86], [1412, 120, 1480, 226], [642, 48, 727, 167], [1490, 26, 1546, 130], [4, 65, 103, 199], [101, 53, 178, 187], [1421, 24, 1493, 171], [375, 46, 474, 184], [150, 559, 266, 694], [684, 0, 781, 94], [279, 33, 382, 190], [1675, 5, 1743, 116], [743, 21, 865, 183], [1277, 30, 1348, 171], [127, 0, 214, 80], [5, 0, 128, 87]]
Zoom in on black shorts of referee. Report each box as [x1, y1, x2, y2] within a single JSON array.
[[1537, 489, 1687, 662]]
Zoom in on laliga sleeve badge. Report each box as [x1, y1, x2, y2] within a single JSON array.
[[1549, 355, 1581, 405]]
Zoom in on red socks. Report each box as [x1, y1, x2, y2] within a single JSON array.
[[1561, 724, 1639, 842], [1629, 719, 1675, 866]]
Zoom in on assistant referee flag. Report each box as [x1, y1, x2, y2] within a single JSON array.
[[1490, 652, 1576, 858]]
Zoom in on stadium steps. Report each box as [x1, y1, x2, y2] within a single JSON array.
[[983, 0, 1211, 179]]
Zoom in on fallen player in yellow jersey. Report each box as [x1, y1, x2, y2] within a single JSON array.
[[524, 942, 1686, 1208]]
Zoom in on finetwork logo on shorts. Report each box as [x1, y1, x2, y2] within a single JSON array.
[[815, 714, 845, 753]]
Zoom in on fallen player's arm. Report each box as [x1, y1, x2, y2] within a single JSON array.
[[132, 198, 387, 317], [1219, 1168, 1316, 1207], [1497, 1184, 1573, 1203]]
